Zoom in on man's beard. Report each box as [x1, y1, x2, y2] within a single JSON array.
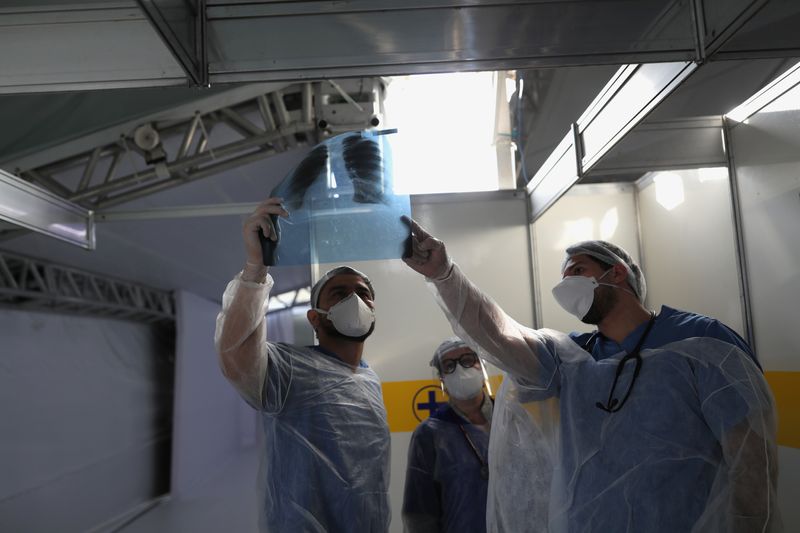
[[319, 317, 375, 343], [581, 285, 617, 325]]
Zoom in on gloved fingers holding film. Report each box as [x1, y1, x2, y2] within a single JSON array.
[[242, 197, 290, 265], [401, 215, 452, 280]]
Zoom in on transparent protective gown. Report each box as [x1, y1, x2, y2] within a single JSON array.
[[429, 264, 780, 533], [487, 375, 556, 533], [215, 273, 391, 533]]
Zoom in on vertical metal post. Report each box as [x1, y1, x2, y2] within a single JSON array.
[[525, 192, 543, 329], [632, 181, 647, 305], [722, 116, 756, 349]]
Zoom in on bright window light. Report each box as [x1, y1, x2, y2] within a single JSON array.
[[761, 83, 800, 114], [726, 61, 800, 122], [654, 172, 685, 211], [383, 72, 500, 194]]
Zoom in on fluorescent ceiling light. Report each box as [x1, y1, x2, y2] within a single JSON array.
[[726, 61, 800, 123], [0, 168, 94, 249]]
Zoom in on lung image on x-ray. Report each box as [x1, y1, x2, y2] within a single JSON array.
[[259, 129, 410, 266]]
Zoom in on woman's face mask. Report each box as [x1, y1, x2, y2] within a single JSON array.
[[315, 292, 375, 337], [442, 365, 485, 400], [551, 268, 613, 320]]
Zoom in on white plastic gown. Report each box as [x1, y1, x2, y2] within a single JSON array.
[[215, 273, 391, 533], [487, 374, 556, 532], [429, 264, 780, 533]]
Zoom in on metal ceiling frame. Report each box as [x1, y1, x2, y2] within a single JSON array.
[[0, 2, 187, 94], [524, 0, 783, 222], [526, 61, 698, 220], [586, 116, 728, 177], [137, 0, 209, 86]]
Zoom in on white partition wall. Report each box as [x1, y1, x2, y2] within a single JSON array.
[[172, 291, 257, 499], [0, 310, 173, 533], [636, 167, 745, 336], [531, 183, 640, 333], [728, 95, 800, 530], [314, 190, 534, 533]]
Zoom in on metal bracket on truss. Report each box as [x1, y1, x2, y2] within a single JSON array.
[[0, 250, 175, 322], [6, 79, 385, 214]]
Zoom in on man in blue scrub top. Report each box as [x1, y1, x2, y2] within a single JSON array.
[[215, 198, 390, 532], [402, 216, 779, 533]]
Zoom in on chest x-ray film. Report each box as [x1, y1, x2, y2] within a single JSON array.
[[260, 129, 411, 266]]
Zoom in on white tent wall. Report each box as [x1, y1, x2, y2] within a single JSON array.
[[313, 191, 534, 533], [636, 168, 745, 336], [171, 290, 257, 500], [728, 102, 800, 529], [0, 308, 173, 533]]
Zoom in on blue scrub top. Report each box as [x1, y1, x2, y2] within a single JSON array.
[[403, 404, 490, 533], [570, 304, 758, 366]]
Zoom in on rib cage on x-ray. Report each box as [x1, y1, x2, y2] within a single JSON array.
[[281, 134, 387, 210], [259, 130, 410, 267]]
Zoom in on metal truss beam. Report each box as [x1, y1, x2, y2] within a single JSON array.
[[8, 79, 384, 212], [0, 250, 175, 323]]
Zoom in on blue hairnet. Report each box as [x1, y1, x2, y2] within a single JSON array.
[[310, 266, 374, 309], [562, 240, 646, 303], [429, 336, 469, 372]]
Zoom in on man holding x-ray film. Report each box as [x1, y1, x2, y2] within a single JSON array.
[[215, 197, 391, 533]]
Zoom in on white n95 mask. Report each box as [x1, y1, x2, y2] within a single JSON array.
[[551, 275, 601, 320], [443, 366, 485, 400], [316, 292, 375, 337]]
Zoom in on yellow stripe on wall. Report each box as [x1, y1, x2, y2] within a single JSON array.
[[382, 375, 504, 433], [765, 371, 800, 449], [383, 372, 798, 448]]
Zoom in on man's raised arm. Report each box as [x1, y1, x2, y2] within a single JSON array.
[[401, 216, 561, 388], [214, 198, 288, 408]]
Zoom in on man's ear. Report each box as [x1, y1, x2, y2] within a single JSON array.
[[612, 263, 628, 283], [307, 309, 320, 328]]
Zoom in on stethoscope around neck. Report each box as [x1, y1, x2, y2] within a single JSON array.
[[586, 311, 657, 413]]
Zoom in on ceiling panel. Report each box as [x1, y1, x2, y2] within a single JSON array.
[[207, 0, 696, 82]]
